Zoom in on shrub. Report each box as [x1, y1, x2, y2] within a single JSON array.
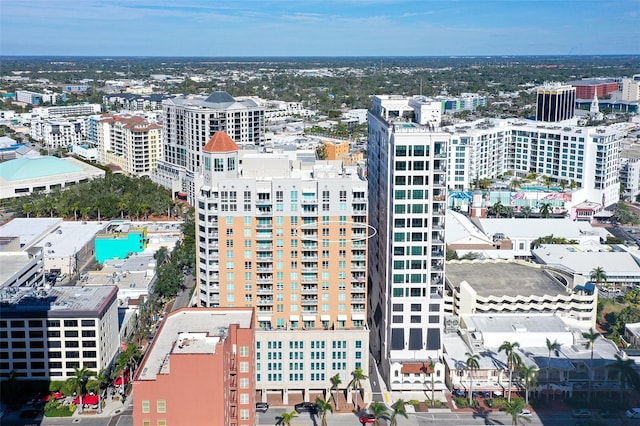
[[44, 400, 75, 417]]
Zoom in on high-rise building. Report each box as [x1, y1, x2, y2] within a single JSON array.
[[97, 114, 163, 177], [367, 95, 450, 390], [622, 74, 640, 101], [195, 132, 369, 403], [158, 91, 265, 202], [536, 83, 576, 122], [133, 308, 255, 426]]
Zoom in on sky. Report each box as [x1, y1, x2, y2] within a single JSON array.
[[1, 0, 639, 57]]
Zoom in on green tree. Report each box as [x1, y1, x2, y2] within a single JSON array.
[[499, 341, 522, 402], [582, 327, 600, 404], [66, 366, 94, 413], [330, 373, 342, 410], [390, 399, 408, 426], [350, 367, 368, 412], [608, 354, 640, 404], [539, 202, 551, 218], [545, 338, 562, 404], [315, 396, 333, 426], [589, 266, 608, 291], [504, 398, 531, 425], [369, 400, 390, 425], [465, 352, 480, 406], [279, 410, 298, 426], [519, 364, 538, 405]]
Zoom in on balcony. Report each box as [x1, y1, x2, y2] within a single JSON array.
[[301, 198, 318, 205], [255, 233, 273, 240], [256, 287, 273, 295], [256, 267, 273, 273], [301, 286, 318, 294], [256, 277, 273, 284], [301, 276, 318, 283], [256, 223, 273, 229], [257, 298, 274, 306], [256, 244, 273, 251], [301, 298, 318, 305]]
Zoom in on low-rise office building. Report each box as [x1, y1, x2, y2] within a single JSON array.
[[133, 308, 255, 426], [0, 285, 119, 380]]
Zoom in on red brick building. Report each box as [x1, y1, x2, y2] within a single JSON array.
[[133, 308, 255, 426], [570, 79, 620, 99]]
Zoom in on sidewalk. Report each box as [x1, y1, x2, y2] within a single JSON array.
[[71, 390, 133, 419]]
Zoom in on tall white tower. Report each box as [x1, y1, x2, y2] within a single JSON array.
[[367, 95, 450, 391]]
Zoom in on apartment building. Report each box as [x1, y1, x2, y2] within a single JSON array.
[[133, 308, 255, 426], [195, 131, 369, 403], [443, 118, 624, 207], [0, 286, 119, 380], [622, 74, 640, 102], [30, 104, 102, 118], [159, 91, 265, 203], [16, 90, 65, 106], [30, 117, 85, 149], [97, 114, 163, 177], [367, 95, 450, 391]]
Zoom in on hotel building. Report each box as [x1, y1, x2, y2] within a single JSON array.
[[367, 95, 450, 390], [195, 131, 369, 403], [157, 91, 265, 202], [97, 114, 163, 177], [0, 286, 119, 380], [133, 308, 255, 426]]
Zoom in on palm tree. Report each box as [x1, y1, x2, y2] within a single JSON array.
[[424, 358, 436, 404], [369, 400, 390, 425], [589, 266, 608, 291], [521, 206, 532, 218], [539, 202, 551, 218], [608, 354, 640, 404], [582, 327, 600, 403], [491, 200, 506, 218], [315, 396, 333, 426], [390, 399, 408, 426], [330, 373, 342, 410], [465, 352, 480, 406], [545, 338, 562, 404], [66, 366, 94, 413], [350, 367, 368, 412], [279, 410, 298, 426], [499, 341, 522, 402], [519, 364, 538, 405], [504, 398, 531, 425]]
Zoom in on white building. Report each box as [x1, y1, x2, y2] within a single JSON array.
[[158, 91, 265, 203], [367, 94, 450, 391], [622, 75, 640, 102], [445, 260, 598, 328], [0, 285, 120, 380], [30, 117, 86, 149], [31, 104, 101, 118], [444, 118, 625, 207], [0, 236, 45, 290]]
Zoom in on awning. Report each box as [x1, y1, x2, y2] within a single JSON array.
[[289, 315, 299, 321], [200, 186, 211, 192], [114, 376, 129, 386], [302, 315, 316, 321], [337, 315, 347, 321], [320, 315, 331, 321], [257, 316, 272, 321], [73, 395, 99, 405], [352, 313, 365, 320], [401, 363, 432, 374]]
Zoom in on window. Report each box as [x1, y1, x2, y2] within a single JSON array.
[[157, 420, 166, 426], [240, 346, 249, 357], [142, 400, 150, 413], [240, 409, 250, 420], [157, 400, 166, 413], [240, 378, 249, 388], [240, 361, 249, 373], [240, 393, 249, 404]]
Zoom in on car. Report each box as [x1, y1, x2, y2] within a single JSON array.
[[359, 413, 376, 424], [519, 409, 532, 417], [255, 402, 269, 413], [572, 409, 592, 418], [626, 408, 640, 419], [294, 402, 318, 414], [56, 273, 67, 282]]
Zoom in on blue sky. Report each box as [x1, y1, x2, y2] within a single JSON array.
[[1, 0, 638, 56]]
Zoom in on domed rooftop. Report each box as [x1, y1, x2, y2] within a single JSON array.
[[0, 156, 84, 181]]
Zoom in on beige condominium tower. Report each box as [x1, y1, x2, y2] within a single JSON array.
[[196, 131, 370, 404]]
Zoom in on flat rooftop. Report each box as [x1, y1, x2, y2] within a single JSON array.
[[463, 314, 571, 335], [0, 217, 61, 247], [0, 285, 117, 317], [137, 308, 253, 381], [446, 261, 566, 297]]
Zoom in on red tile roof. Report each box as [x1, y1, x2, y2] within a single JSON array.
[[203, 132, 239, 153], [400, 362, 433, 374]]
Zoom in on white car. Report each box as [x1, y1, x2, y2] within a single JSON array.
[[519, 409, 532, 417], [626, 408, 640, 419]]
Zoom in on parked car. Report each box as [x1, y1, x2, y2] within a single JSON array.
[[359, 413, 376, 424], [572, 409, 592, 418], [56, 273, 67, 282], [626, 408, 640, 419], [255, 402, 269, 413], [294, 402, 318, 414], [519, 409, 532, 417]]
